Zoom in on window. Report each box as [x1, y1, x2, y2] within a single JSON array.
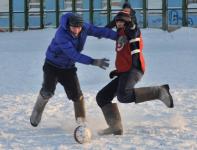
[[0, 0, 9, 18], [0, 0, 9, 12], [64, 0, 83, 11], [188, 0, 197, 3], [29, 0, 40, 16]]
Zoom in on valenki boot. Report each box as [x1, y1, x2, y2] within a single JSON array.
[[99, 103, 123, 135], [73, 96, 86, 125], [30, 94, 49, 127], [134, 84, 174, 108]]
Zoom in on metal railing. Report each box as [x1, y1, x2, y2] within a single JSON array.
[[0, 0, 196, 32]]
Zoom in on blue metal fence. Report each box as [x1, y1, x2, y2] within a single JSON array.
[[0, 0, 197, 32]]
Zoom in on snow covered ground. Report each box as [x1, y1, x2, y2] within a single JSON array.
[[0, 27, 197, 150]]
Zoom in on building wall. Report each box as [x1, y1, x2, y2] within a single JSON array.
[[0, 0, 197, 29]]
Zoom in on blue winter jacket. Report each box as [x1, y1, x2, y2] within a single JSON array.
[[46, 13, 117, 69]]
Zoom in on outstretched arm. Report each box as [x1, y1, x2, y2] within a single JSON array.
[[56, 36, 110, 69], [86, 23, 117, 40], [59, 40, 94, 65]]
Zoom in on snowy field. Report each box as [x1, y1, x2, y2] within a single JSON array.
[[0, 27, 197, 150]]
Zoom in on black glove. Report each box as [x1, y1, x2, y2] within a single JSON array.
[[109, 70, 120, 79], [92, 58, 109, 70]]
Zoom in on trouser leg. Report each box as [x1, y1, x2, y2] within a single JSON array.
[[116, 68, 143, 103], [114, 68, 174, 108], [30, 62, 57, 127], [96, 78, 119, 108], [58, 67, 85, 124]]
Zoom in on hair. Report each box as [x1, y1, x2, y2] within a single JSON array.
[[115, 11, 131, 23], [122, 2, 132, 9]]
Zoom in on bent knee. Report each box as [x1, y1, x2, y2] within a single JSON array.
[[96, 91, 104, 107], [72, 95, 84, 102], [96, 91, 113, 108], [117, 90, 135, 103], [40, 89, 54, 99]]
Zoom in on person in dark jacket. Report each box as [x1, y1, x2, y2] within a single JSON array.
[[30, 13, 117, 127], [105, 2, 137, 29], [96, 11, 174, 135]]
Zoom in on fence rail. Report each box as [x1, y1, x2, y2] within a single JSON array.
[[0, 0, 197, 32]]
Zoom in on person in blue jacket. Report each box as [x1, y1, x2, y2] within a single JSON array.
[[30, 13, 117, 127]]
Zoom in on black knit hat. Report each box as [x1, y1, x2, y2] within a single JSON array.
[[122, 2, 132, 9], [69, 14, 83, 27], [115, 11, 131, 22]]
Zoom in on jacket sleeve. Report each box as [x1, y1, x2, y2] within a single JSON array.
[[55, 34, 94, 65], [126, 28, 142, 70], [86, 23, 117, 40]]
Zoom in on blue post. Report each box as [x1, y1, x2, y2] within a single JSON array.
[[9, 0, 13, 32], [24, 0, 29, 30]]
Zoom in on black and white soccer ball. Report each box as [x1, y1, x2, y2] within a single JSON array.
[[74, 125, 92, 144]]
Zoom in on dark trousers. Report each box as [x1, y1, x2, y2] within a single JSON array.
[[40, 61, 82, 101], [96, 68, 143, 108]]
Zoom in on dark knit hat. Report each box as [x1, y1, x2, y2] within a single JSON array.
[[122, 2, 132, 9], [69, 14, 83, 27], [115, 11, 131, 22]]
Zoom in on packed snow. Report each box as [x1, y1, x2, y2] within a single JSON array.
[[0, 27, 197, 150]]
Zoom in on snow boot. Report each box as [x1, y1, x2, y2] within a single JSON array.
[[134, 84, 174, 108], [30, 94, 49, 127], [99, 103, 123, 135], [73, 96, 86, 125]]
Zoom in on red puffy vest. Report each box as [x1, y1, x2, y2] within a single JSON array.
[[115, 28, 145, 73]]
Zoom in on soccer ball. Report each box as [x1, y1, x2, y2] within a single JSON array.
[[74, 125, 92, 144]]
